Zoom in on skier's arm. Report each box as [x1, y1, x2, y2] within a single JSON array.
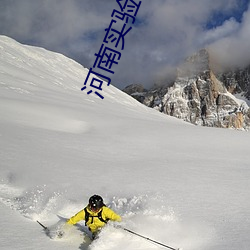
[[104, 207, 122, 222], [67, 209, 85, 225]]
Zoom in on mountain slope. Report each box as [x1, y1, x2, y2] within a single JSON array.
[[0, 36, 250, 250], [124, 49, 250, 129]]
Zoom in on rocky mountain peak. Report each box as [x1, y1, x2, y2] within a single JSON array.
[[123, 49, 250, 130], [177, 48, 210, 78]]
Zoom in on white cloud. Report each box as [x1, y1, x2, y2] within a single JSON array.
[[209, 5, 250, 68], [200, 17, 240, 45], [0, 0, 249, 88]]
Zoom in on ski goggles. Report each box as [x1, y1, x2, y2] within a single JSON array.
[[89, 205, 101, 212]]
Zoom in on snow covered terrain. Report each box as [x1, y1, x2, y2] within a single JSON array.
[[0, 35, 250, 250]]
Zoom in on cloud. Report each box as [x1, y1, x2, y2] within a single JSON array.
[[0, 0, 249, 89], [200, 18, 240, 45], [209, 4, 250, 68], [113, 0, 249, 87]]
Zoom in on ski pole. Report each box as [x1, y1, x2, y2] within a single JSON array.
[[37, 220, 48, 231], [122, 227, 180, 250]]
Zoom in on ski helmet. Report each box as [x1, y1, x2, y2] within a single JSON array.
[[89, 195, 104, 210]]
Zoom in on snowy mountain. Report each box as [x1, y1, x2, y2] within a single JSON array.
[[217, 65, 250, 100], [124, 49, 250, 130], [0, 36, 250, 250]]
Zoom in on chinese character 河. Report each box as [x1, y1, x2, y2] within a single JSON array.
[[81, 68, 111, 99]]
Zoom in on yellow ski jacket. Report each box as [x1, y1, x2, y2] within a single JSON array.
[[67, 206, 121, 233]]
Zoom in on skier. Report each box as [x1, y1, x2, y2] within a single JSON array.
[[66, 194, 122, 239]]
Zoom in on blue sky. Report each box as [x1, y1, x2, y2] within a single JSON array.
[[206, 0, 249, 28], [0, 0, 249, 89]]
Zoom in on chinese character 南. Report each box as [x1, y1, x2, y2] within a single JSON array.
[[93, 44, 121, 74]]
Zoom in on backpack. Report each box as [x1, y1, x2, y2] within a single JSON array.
[[84, 206, 109, 226]]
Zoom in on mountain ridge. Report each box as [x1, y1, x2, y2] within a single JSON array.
[[123, 49, 250, 130]]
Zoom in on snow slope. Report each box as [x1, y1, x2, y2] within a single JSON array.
[[0, 35, 250, 250]]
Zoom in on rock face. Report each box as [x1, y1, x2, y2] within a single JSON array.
[[124, 49, 250, 130], [217, 66, 250, 100], [123, 84, 147, 103]]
